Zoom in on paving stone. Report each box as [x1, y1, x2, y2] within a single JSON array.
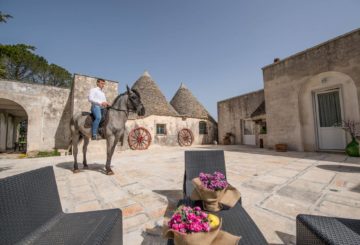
[[255, 175, 289, 185], [316, 200, 360, 219], [268, 168, 300, 178], [242, 179, 278, 192], [261, 195, 311, 218], [110, 198, 137, 208], [299, 168, 335, 184], [113, 174, 137, 187], [69, 176, 89, 187], [122, 203, 145, 218], [123, 182, 145, 196], [75, 200, 101, 212], [73, 191, 97, 203], [123, 213, 149, 232], [277, 179, 324, 203], [246, 206, 296, 244]]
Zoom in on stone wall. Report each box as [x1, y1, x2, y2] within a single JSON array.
[[72, 74, 118, 116], [217, 90, 264, 144], [0, 80, 71, 152], [262, 29, 360, 151]]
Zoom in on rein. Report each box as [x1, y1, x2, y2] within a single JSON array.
[[108, 106, 135, 117]]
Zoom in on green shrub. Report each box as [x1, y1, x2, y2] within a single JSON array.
[[36, 149, 61, 157]]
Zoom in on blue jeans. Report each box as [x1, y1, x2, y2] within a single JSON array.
[[91, 105, 103, 137]]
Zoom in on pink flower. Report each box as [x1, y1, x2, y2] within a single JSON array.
[[199, 171, 228, 191], [168, 206, 210, 234]]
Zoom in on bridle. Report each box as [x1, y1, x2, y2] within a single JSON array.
[[108, 93, 140, 117]]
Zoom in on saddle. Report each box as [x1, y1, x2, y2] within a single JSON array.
[[83, 108, 109, 138]]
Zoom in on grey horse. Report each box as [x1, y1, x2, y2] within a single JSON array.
[[70, 86, 145, 175]]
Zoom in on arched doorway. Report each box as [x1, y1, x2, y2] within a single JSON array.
[[299, 71, 360, 151], [0, 98, 28, 153]]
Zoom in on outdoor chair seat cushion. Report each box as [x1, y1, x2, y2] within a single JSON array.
[[25, 209, 122, 245], [296, 214, 360, 245], [0, 166, 122, 245]]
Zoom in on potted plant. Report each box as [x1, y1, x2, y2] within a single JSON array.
[[275, 143, 287, 152], [339, 120, 360, 157]]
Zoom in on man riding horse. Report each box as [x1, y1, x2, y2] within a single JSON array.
[[88, 78, 110, 140], [70, 79, 145, 175]]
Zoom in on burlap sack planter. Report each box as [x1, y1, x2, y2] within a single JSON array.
[[191, 177, 241, 212], [164, 219, 240, 245]]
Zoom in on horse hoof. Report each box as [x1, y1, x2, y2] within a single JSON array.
[[83, 165, 89, 169], [106, 170, 114, 175], [73, 169, 80, 173]]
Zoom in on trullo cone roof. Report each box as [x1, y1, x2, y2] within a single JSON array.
[[170, 83, 212, 119], [130, 71, 179, 118]]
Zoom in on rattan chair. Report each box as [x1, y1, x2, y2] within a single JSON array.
[[297, 214, 360, 245], [168, 150, 267, 245], [0, 166, 122, 245]]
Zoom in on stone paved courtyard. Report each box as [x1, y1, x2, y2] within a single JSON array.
[[0, 145, 360, 244]]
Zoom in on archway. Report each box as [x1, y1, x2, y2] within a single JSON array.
[[298, 71, 360, 151], [0, 98, 28, 153]]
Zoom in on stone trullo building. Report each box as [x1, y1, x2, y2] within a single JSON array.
[[124, 71, 217, 149], [218, 28, 360, 152]]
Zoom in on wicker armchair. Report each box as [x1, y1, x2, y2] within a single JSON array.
[[0, 166, 122, 245], [296, 214, 360, 245], [168, 150, 267, 245]]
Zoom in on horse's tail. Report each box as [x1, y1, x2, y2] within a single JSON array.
[[68, 117, 84, 154]]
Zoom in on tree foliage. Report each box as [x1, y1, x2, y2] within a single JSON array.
[[0, 11, 13, 23], [0, 44, 72, 88]]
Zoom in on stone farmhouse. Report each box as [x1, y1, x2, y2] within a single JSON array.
[[218, 28, 360, 152], [0, 71, 217, 154], [126, 71, 217, 149]]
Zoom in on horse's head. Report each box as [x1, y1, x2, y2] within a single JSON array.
[[127, 85, 145, 116]]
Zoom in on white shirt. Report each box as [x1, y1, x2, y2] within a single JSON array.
[[88, 87, 107, 106]]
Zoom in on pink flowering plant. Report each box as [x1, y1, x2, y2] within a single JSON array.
[[168, 206, 210, 233], [199, 171, 228, 191]]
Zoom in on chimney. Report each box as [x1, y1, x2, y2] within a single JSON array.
[[273, 58, 280, 63]]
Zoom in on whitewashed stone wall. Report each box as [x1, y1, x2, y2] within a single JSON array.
[[121, 115, 217, 148]]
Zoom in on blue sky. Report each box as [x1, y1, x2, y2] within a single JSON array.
[[1, 0, 360, 119]]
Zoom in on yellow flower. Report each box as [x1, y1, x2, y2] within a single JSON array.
[[208, 214, 220, 229]]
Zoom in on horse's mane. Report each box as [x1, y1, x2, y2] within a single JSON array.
[[111, 89, 141, 107]]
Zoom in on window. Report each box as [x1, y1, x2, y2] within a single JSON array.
[[199, 121, 208, 134], [244, 120, 255, 135], [156, 124, 166, 135], [317, 91, 342, 127], [259, 122, 267, 134]]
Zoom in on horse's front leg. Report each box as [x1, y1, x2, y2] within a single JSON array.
[[105, 134, 118, 175], [82, 137, 89, 169]]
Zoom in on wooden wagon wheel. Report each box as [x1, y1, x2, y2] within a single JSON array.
[[178, 128, 194, 146], [128, 127, 152, 150]]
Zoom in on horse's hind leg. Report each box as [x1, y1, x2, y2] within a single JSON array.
[[82, 137, 89, 169], [72, 133, 80, 173]]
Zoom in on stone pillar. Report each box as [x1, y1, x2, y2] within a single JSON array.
[[0, 113, 7, 152], [13, 117, 22, 145], [7, 115, 14, 149]]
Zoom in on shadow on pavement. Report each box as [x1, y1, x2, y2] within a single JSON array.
[[268, 230, 296, 245], [316, 164, 360, 173], [56, 161, 108, 175]]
